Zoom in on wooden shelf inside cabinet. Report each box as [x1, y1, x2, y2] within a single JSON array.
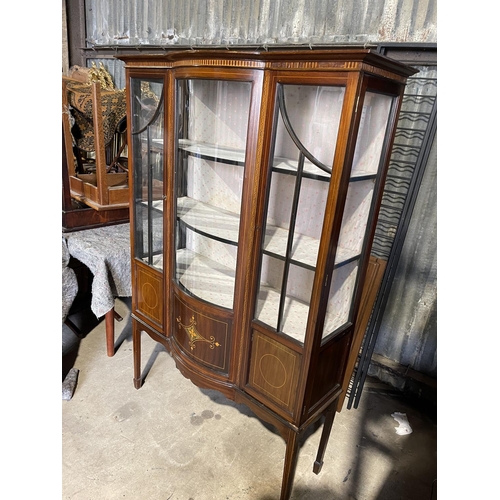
[[121, 49, 417, 500]]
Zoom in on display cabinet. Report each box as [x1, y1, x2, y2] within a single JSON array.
[[120, 49, 416, 500]]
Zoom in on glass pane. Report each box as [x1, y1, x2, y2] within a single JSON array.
[[176, 230, 238, 309], [352, 92, 394, 177], [336, 178, 377, 262], [322, 91, 395, 339], [323, 260, 359, 334], [279, 85, 345, 167], [256, 84, 345, 344], [256, 256, 315, 343], [131, 79, 164, 271], [175, 79, 252, 310]]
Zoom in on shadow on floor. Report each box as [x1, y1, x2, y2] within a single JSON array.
[[342, 381, 437, 500], [63, 296, 135, 381], [62, 294, 102, 381], [128, 316, 437, 500]]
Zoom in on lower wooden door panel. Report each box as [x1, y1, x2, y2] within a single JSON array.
[[246, 330, 302, 418], [173, 293, 231, 374], [135, 264, 163, 329]]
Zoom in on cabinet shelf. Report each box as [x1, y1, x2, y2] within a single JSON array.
[[177, 196, 240, 246], [178, 196, 359, 271], [264, 224, 360, 270], [139, 253, 163, 269], [256, 284, 346, 344], [179, 139, 246, 166], [176, 248, 236, 309], [177, 247, 345, 341], [146, 138, 164, 154], [140, 199, 163, 212], [179, 139, 377, 182], [179, 138, 328, 180]]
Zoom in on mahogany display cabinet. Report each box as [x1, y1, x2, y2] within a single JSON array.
[[119, 49, 417, 500]]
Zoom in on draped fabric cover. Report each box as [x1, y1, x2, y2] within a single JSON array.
[[66, 80, 126, 152], [64, 224, 131, 318]]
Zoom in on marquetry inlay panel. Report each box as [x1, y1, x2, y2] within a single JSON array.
[[247, 331, 301, 413], [136, 266, 163, 326], [173, 294, 230, 373]]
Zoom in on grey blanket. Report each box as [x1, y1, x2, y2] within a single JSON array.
[[64, 223, 132, 318]]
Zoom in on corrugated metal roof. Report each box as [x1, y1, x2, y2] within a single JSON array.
[[84, 0, 436, 47]]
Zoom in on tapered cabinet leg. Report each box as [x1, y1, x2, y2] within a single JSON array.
[[280, 429, 300, 500], [313, 404, 337, 474], [105, 308, 115, 357], [132, 318, 142, 389]]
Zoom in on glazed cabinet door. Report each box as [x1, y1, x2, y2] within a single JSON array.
[[254, 83, 346, 344], [246, 78, 399, 421], [172, 76, 253, 375], [306, 85, 399, 417], [247, 81, 348, 417], [129, 77, 165, 330]]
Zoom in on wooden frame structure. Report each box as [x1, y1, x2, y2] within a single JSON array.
[[62, 76, 130, 213]]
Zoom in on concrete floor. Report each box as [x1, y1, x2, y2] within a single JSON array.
[[62, 297, 437, 500]]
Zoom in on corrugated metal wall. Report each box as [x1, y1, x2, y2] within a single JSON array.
[[370, 63, 437, 379], [370, 132, 437, 380], [84, 0, 436, 47]]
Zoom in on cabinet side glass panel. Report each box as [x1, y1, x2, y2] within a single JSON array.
[[322, 91, 395, 339], [256, 84, 345, 344], [174, 79, 252, 310], [130, 78, 164, 271]]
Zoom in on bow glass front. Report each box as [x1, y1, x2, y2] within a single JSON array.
[[174, 79, 252, 310]]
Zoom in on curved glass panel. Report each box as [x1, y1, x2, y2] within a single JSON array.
[[130, 79, 164, 271], [281, 85, 344, 169], [255, 84, 346, 344], [174, 79, 252, 310]]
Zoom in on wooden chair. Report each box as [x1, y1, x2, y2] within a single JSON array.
[[62, 76, 129, 212]]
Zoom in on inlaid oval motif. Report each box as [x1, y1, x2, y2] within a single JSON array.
[[141, 282, 158, 309], [259, 354, 287, 389]]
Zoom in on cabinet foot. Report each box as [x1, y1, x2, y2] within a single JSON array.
[[313, 460, 323, 474], [132, 318, 142, 389], [280, 428, 300, 500], [313, 403, 336, 475]]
